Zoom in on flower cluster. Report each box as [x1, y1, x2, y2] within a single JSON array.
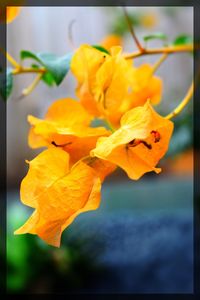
[[15, 45, 174, 247]]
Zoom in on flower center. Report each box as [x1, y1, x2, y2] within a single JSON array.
[[127, 130, 161, 150], [51, 141, 72, 147]]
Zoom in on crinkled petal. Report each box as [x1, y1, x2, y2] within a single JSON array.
[[20, 148, 70, 208], [91, 101, 173, 180], [15, 150, 102, 247]]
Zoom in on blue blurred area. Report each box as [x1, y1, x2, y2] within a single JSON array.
[[7, 175, 193, 293], [67, 211, 193, 293]]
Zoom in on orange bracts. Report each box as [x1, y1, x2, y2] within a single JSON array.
[[14, 148, 101, 247], [28, 98, 110, 165], [72, 45, 162, 128], [15, 43, 174, 247], [91, 101, 173, 180]]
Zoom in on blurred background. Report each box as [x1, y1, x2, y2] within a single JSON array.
[[6, 6, 193, 294]]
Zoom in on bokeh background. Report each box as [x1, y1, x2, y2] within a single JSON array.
[[6, 6, 193, 293]]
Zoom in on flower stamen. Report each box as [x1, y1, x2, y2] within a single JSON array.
[[151, 130, 161, 143], [51, 141, 72, 147], [128, 139, 152, 150]]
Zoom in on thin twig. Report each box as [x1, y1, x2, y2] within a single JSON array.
[[19, 73, 43, 99], [165, 82, 194, 120], [124, 44, 194, 59], [6, 52, 21, 69], [151, 53, 168, 74], [123, 7, 144, 53], [12, 67, 46, 75]]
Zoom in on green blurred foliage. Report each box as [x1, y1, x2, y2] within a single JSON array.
[[173, 35, 193, 46], [162, 7, 181, 18], [143, 32, 168, 43], [0, 67, 13, 101], [7, 203, 102, 293]]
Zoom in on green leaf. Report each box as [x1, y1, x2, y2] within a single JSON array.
[[42, 72, 55, 86], [31, 64, 55, 87], [173, 34, 193, 46], [7, 68, 13, 98], [20, 51, 73, 85], [0, 68, 13, 101], [143, 32, 168, 42], [92, 45, 110, 55]]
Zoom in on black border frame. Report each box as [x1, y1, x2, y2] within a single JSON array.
[[1, 0, 199, 296]]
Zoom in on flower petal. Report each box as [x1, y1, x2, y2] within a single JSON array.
[[93, 46, 134, 126], [45, 98, 93, 127], [91, 101, 173, 180], [71, 45, 107, 116], [128, 64, 163, 107], [27, 97, 110, 160], [20, 148, 70, 208], [15, 150, 102, 247]]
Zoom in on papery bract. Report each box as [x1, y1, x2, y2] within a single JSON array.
[[71, 45, 107, 116], [28, 98, 110, 164], [128, 63, 163, 107], [14, 148, 102, 247], [91, 101, 174, 180], [93, 46, 134, 127]]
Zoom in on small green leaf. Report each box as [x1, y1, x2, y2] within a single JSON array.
[[0, 68, 13, 101], [20, 51, 73, 85], [173, 34, 193, 46], [31, 64, 55, 87], [92, 45, 110, 55], [42, 72, 55, 86], [7, 68, 13, 98], [143, 32, 168, 42]]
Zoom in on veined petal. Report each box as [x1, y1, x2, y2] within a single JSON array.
[[15, 149, 102, 247], [128, 63, 163, 108], [71, 44, 107, 84], [71, 45, 107, 117], [91, 101, 173, 180], [20, 148, 70, 208], [93, 46, 134, 126], [27, 97, 110, 164], [44, 98, 93, 127]]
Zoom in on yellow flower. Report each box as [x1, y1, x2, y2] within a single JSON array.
[[14, 38, 178, 248], [14, 148, 102, 247], [28, 98, 109, 165], [91, 101, 173, 180], [71, 45, 162, 130], [93, 46, 134, 127], [71, 45, 107, 116], [128, 63, 163, 107], [14, 148, 116, 247]]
